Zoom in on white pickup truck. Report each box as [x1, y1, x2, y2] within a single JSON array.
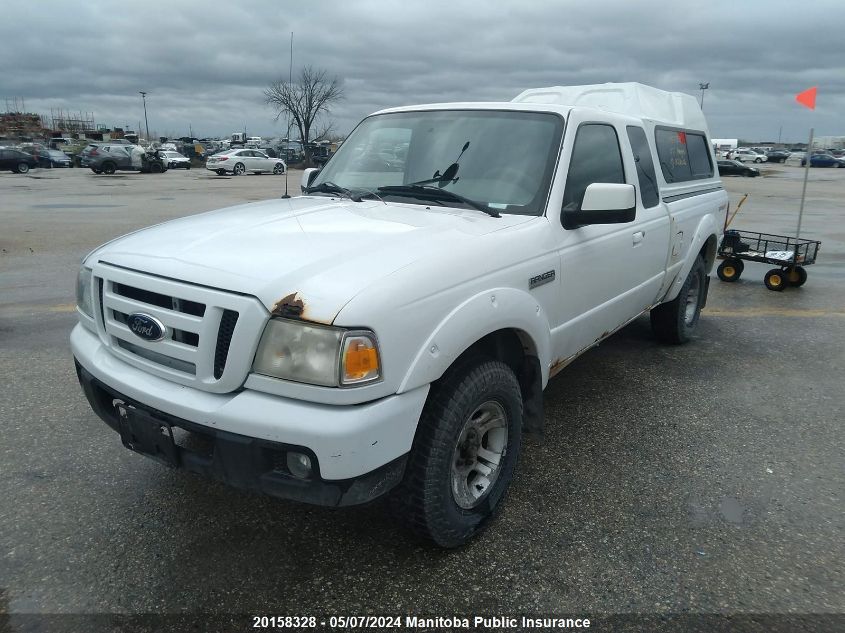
[[72, 83, 727, 547]]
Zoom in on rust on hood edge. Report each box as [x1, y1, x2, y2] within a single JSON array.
[[271, 292, 305, 318]]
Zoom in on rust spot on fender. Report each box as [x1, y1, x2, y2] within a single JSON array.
[[272, 292, 305, 318]]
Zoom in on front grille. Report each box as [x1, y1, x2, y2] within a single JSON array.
[[214, 310, 239, 379], [117, 340, 197, 374], [114, 282, 205, 316], [94, 264, 265, 394]]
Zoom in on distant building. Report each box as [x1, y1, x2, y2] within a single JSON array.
[[712, 138, 738, 152]]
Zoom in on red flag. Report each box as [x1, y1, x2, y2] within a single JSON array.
[[796, 87, 817, 110]]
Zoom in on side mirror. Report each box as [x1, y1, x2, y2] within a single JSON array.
[[563, 183, 636, 229], [301, 167, 320, 190]]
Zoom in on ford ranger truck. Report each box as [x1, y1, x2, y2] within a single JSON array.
[[72, 82, 727, 547]]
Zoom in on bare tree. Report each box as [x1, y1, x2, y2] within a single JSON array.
[[264, 66, 344, 165]]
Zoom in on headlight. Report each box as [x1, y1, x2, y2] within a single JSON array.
[[76, 266, 94, 318], [252, 319, 381, 387]]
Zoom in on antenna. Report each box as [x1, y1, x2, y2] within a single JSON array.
[[282, 31, 294, 199]]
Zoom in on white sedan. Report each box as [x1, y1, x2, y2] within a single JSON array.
[[163, 151, 191, 169], [206, 149, 286, 176]]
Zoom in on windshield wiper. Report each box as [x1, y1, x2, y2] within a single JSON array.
[[377, 184, 500, 218], [304, 181, 354, 199]]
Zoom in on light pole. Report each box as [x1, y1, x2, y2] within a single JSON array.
[[139, 91, 150, 143], [699, 82, 709, 109]]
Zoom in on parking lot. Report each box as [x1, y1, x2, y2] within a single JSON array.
[[1, 165, 843, 627]]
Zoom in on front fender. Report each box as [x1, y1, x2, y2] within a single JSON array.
[[662, 212, 722, 303], [398, 287, 552, 393]]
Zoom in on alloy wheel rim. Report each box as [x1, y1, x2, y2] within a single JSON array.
[[451, 400, 508, 510]]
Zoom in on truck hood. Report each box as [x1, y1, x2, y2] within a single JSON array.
[[90, 196, 534, 323]]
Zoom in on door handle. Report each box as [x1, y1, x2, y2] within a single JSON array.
[[632, 231, 645, 245]]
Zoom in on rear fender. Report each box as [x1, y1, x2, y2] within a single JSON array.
[[398, 288, 552, 393], [661, 213, 721, 303]]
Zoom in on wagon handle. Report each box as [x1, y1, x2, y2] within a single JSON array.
[[725, 194, 749, 229]]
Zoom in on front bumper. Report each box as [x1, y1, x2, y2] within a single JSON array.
[[76, 362, 407, 506], [71, 324, 428, 498]]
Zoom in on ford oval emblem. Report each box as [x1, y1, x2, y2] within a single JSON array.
[[127, 313, 166, 342]]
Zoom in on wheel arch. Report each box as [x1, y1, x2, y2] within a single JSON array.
[[397, 288, 551, 433], [662, 213, 721, 302]]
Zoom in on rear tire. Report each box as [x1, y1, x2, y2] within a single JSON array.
[[651, 255, 707, 344], [764, 269, 787, 291], [391, 358, 523, 548], [717, 258, 743, 282], [101, 162, 116, 175], [233, 162, 245, 176], [149, 162, 163, 173], [216, 169, 226, 175]]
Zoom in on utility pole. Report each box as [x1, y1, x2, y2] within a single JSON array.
[[698, 82, 710, 109], [139, 91, 150, 142], [282, 31, 294, 199]]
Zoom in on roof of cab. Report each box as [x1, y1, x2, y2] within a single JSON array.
[[512, 82, 707, 131]]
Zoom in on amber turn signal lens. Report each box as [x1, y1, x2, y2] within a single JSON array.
[[342, 335, 380, 384]]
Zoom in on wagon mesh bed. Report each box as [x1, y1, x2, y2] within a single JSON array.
[[719, 229, 820, 266]]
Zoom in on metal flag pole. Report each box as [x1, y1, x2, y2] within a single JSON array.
[[282, 31, 294, 199], [796, 127, 813, 241]]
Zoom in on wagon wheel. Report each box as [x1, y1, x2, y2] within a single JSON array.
[[717, 258, 743, 282], [786, 266, 808, 287], [764, 268, 787, 291]]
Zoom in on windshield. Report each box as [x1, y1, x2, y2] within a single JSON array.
[[311, 109, 564, 216]]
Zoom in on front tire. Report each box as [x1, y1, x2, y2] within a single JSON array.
[[16, 162, 30, 174], [764, 269, 787, 291], [651, 255, 706, 344], [233, 162, 245, 176], [391, 358, 523, 548], [101, 161, 116, 175], [273, 163, 284, 175], [786, 266, 807, 287]]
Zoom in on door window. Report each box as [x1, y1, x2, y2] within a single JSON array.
[[562, 123, 625, 217]]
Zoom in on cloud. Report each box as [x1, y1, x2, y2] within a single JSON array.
[[1, 0, 841, 142]]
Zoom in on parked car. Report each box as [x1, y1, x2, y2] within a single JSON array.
[[717, 159, 759, 177], [0, 148, 38, 173], [800, 153, 845, 168], [40, 149, 73, 167], [730, 149, 767, 163], [89, 146, 168, 174], [72, 82, 725, 548], [206, 149, 285, 175], [163, 151, 191, 169], [765, 149, 790, 163]]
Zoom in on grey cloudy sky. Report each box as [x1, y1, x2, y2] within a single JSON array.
[[2, 1, 842, 142]]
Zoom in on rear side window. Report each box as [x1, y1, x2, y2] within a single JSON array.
[[562, 123, 625, 214], [626, 126, 660, 208], [686, 133, 713, 178], [655, 128, 713, 182]]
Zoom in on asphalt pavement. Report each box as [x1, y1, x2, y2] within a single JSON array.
[[0, 164, 842, 631]]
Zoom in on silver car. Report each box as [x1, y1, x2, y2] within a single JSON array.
[[206, 149, 286, 176]]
